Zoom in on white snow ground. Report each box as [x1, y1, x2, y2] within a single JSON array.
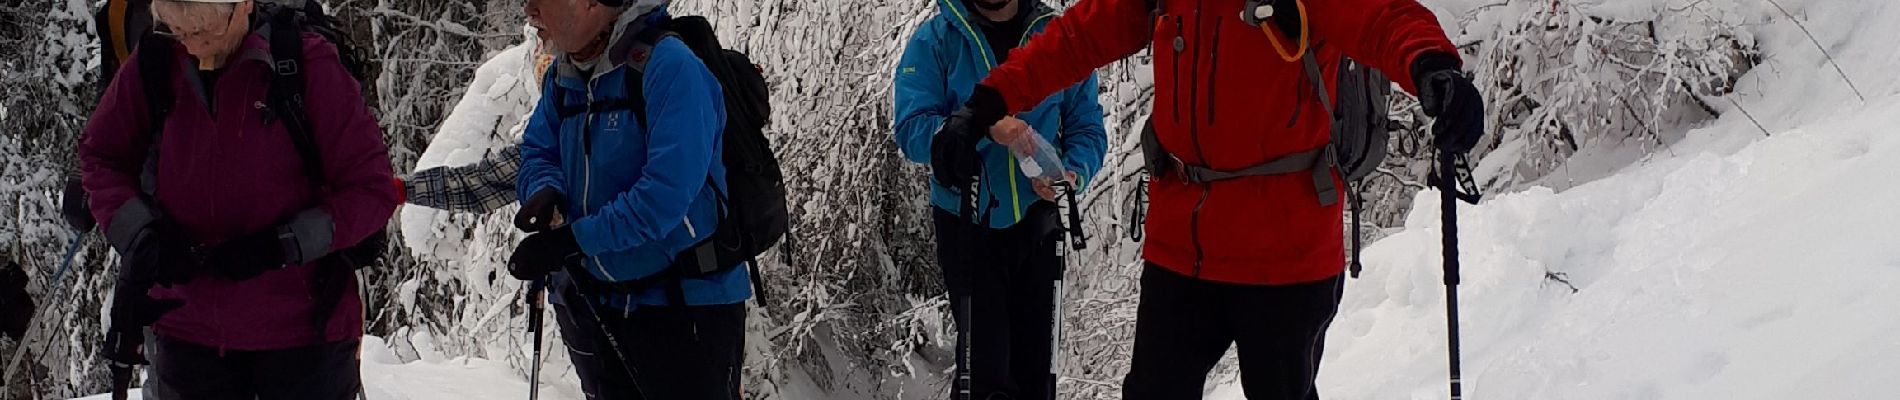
[[70, 336, 584, 400]]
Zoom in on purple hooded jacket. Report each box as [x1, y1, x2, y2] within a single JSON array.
[[80, 31, 397, 351]]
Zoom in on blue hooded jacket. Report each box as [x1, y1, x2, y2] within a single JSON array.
[[892, 0, 1109, 228], [516, 11, 748, 309]]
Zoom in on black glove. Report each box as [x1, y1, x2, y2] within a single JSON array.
[[508, 226, 583, 281], [1, 261, 32, 341], [515, 188, 565, 233], [1413, 53, 1486, 154], [125, 220, 202, 286], [101, 279, 181, 366], [933, 85, 1008, 191], [0, 261, 24, 302], [62, 176, 95, 232], [197, 229, 290, 282], [337, 230, 388, 269]]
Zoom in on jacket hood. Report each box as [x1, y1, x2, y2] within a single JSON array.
[[556, 6, 671, 82]]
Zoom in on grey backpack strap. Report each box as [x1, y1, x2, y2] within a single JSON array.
[[1178, 147, 1318, 182], [1298, 48, 1342, 207], [621, 30, 677, 129], [1301, 49, 1333, 122]]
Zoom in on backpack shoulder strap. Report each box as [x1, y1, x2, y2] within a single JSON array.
[[136, 34, 176, 197], [263, 8, 327, 189], [623, 24, 678, 130], [623, 60, 650, 130], [137, 35, 175, 132], [1300, 48, 1332, 116], [107, 0, 132, 68]]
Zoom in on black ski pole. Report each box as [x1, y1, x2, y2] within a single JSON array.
[[1435, 151, 1482, 400], [1047, 182, 1086, 400], [955, 179, 979, 400], [1437, 151, 1464, 400], [525, 279, 548, 400], [562, 266, 644, 392]]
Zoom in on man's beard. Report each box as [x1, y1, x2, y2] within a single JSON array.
[[972, 0, 1011, 11]]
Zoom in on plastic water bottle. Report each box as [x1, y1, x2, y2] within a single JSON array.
[[1014, 129, 1066, 181]]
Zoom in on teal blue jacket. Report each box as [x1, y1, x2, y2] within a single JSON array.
[[892, 0, 1108, 228]]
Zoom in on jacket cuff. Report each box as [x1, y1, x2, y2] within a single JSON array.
[[280, 209, 335, 264], [1410, 52, 1463, 89], [967, 84, 1009, 131], [106, 198, 161, 254], [393, 176, 409, 204]]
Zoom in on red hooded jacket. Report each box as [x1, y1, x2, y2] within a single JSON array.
[[981, 0, 1458, 285]]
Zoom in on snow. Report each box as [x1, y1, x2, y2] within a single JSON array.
[[68, 336, 585, 400], [397, 27, 545, 260]]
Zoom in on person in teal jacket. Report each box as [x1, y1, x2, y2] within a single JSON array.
[[506, 0, 745, 398], [891, 0, 1107, 399]]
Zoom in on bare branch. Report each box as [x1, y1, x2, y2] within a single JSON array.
[[1766, 0, 1867, 103]]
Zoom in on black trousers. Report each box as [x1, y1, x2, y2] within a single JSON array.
[[933, 202, 1063, 400], [146, 335, 361, 400], [1122, 264, 1344, 400], [554, 285, 746, 400]]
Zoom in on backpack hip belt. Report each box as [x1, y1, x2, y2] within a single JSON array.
[[1142, 120, 1343, 208]]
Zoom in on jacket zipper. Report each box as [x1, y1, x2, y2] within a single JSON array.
[[1206, 17, 1222, 125], [1185, 6, 1211, 277], [1170, 15, 1183, 124], [581, 77, 613, 283]]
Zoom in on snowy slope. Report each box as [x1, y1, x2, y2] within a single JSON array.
[[1294, 97, 1900, 400], [1200, 0, 1900, 399]]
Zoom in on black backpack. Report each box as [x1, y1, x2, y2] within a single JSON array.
[[1322, 56, 1392, 279], [92, 0, 153, 98], [559, 15, 787, 304], [1134, 0, 1393, 278]]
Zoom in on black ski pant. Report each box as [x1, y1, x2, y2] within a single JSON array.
[[145, 334, 360, 400], [554, 284, 746, 400], [1122, 263, 1344, 400], [933, 202, 1063, 400]]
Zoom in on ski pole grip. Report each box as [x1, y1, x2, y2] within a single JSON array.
[[1058, 183, 1086, 251], [1437, 153, 1462, 287]]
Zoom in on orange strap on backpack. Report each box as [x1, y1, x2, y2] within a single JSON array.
[[109, 0, 131, 62], [1259, 0, 1308, 62]]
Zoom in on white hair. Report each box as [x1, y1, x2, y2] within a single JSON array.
[[152, 0, 239, 31]]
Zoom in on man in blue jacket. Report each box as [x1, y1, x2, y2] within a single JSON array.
[[507, 0, 745, 398], [892, 0, 1108, 398]]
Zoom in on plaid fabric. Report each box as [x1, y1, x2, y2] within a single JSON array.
[[403, 145, 520, 214]]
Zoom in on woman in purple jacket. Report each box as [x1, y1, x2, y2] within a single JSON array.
[[79, 0, 398, 398]]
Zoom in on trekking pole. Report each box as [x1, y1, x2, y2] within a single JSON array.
[[954, 180, 979, 400], [1433, 150, 1482, 400], [525, 279, 548, 400], [1047, 182, 1086, 400], [2, 233, 86, 387], [562, 265, 645, 390], [108, 359, 135, 400]]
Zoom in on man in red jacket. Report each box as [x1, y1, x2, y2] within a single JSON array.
[[934, 0, 1487, 398]]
